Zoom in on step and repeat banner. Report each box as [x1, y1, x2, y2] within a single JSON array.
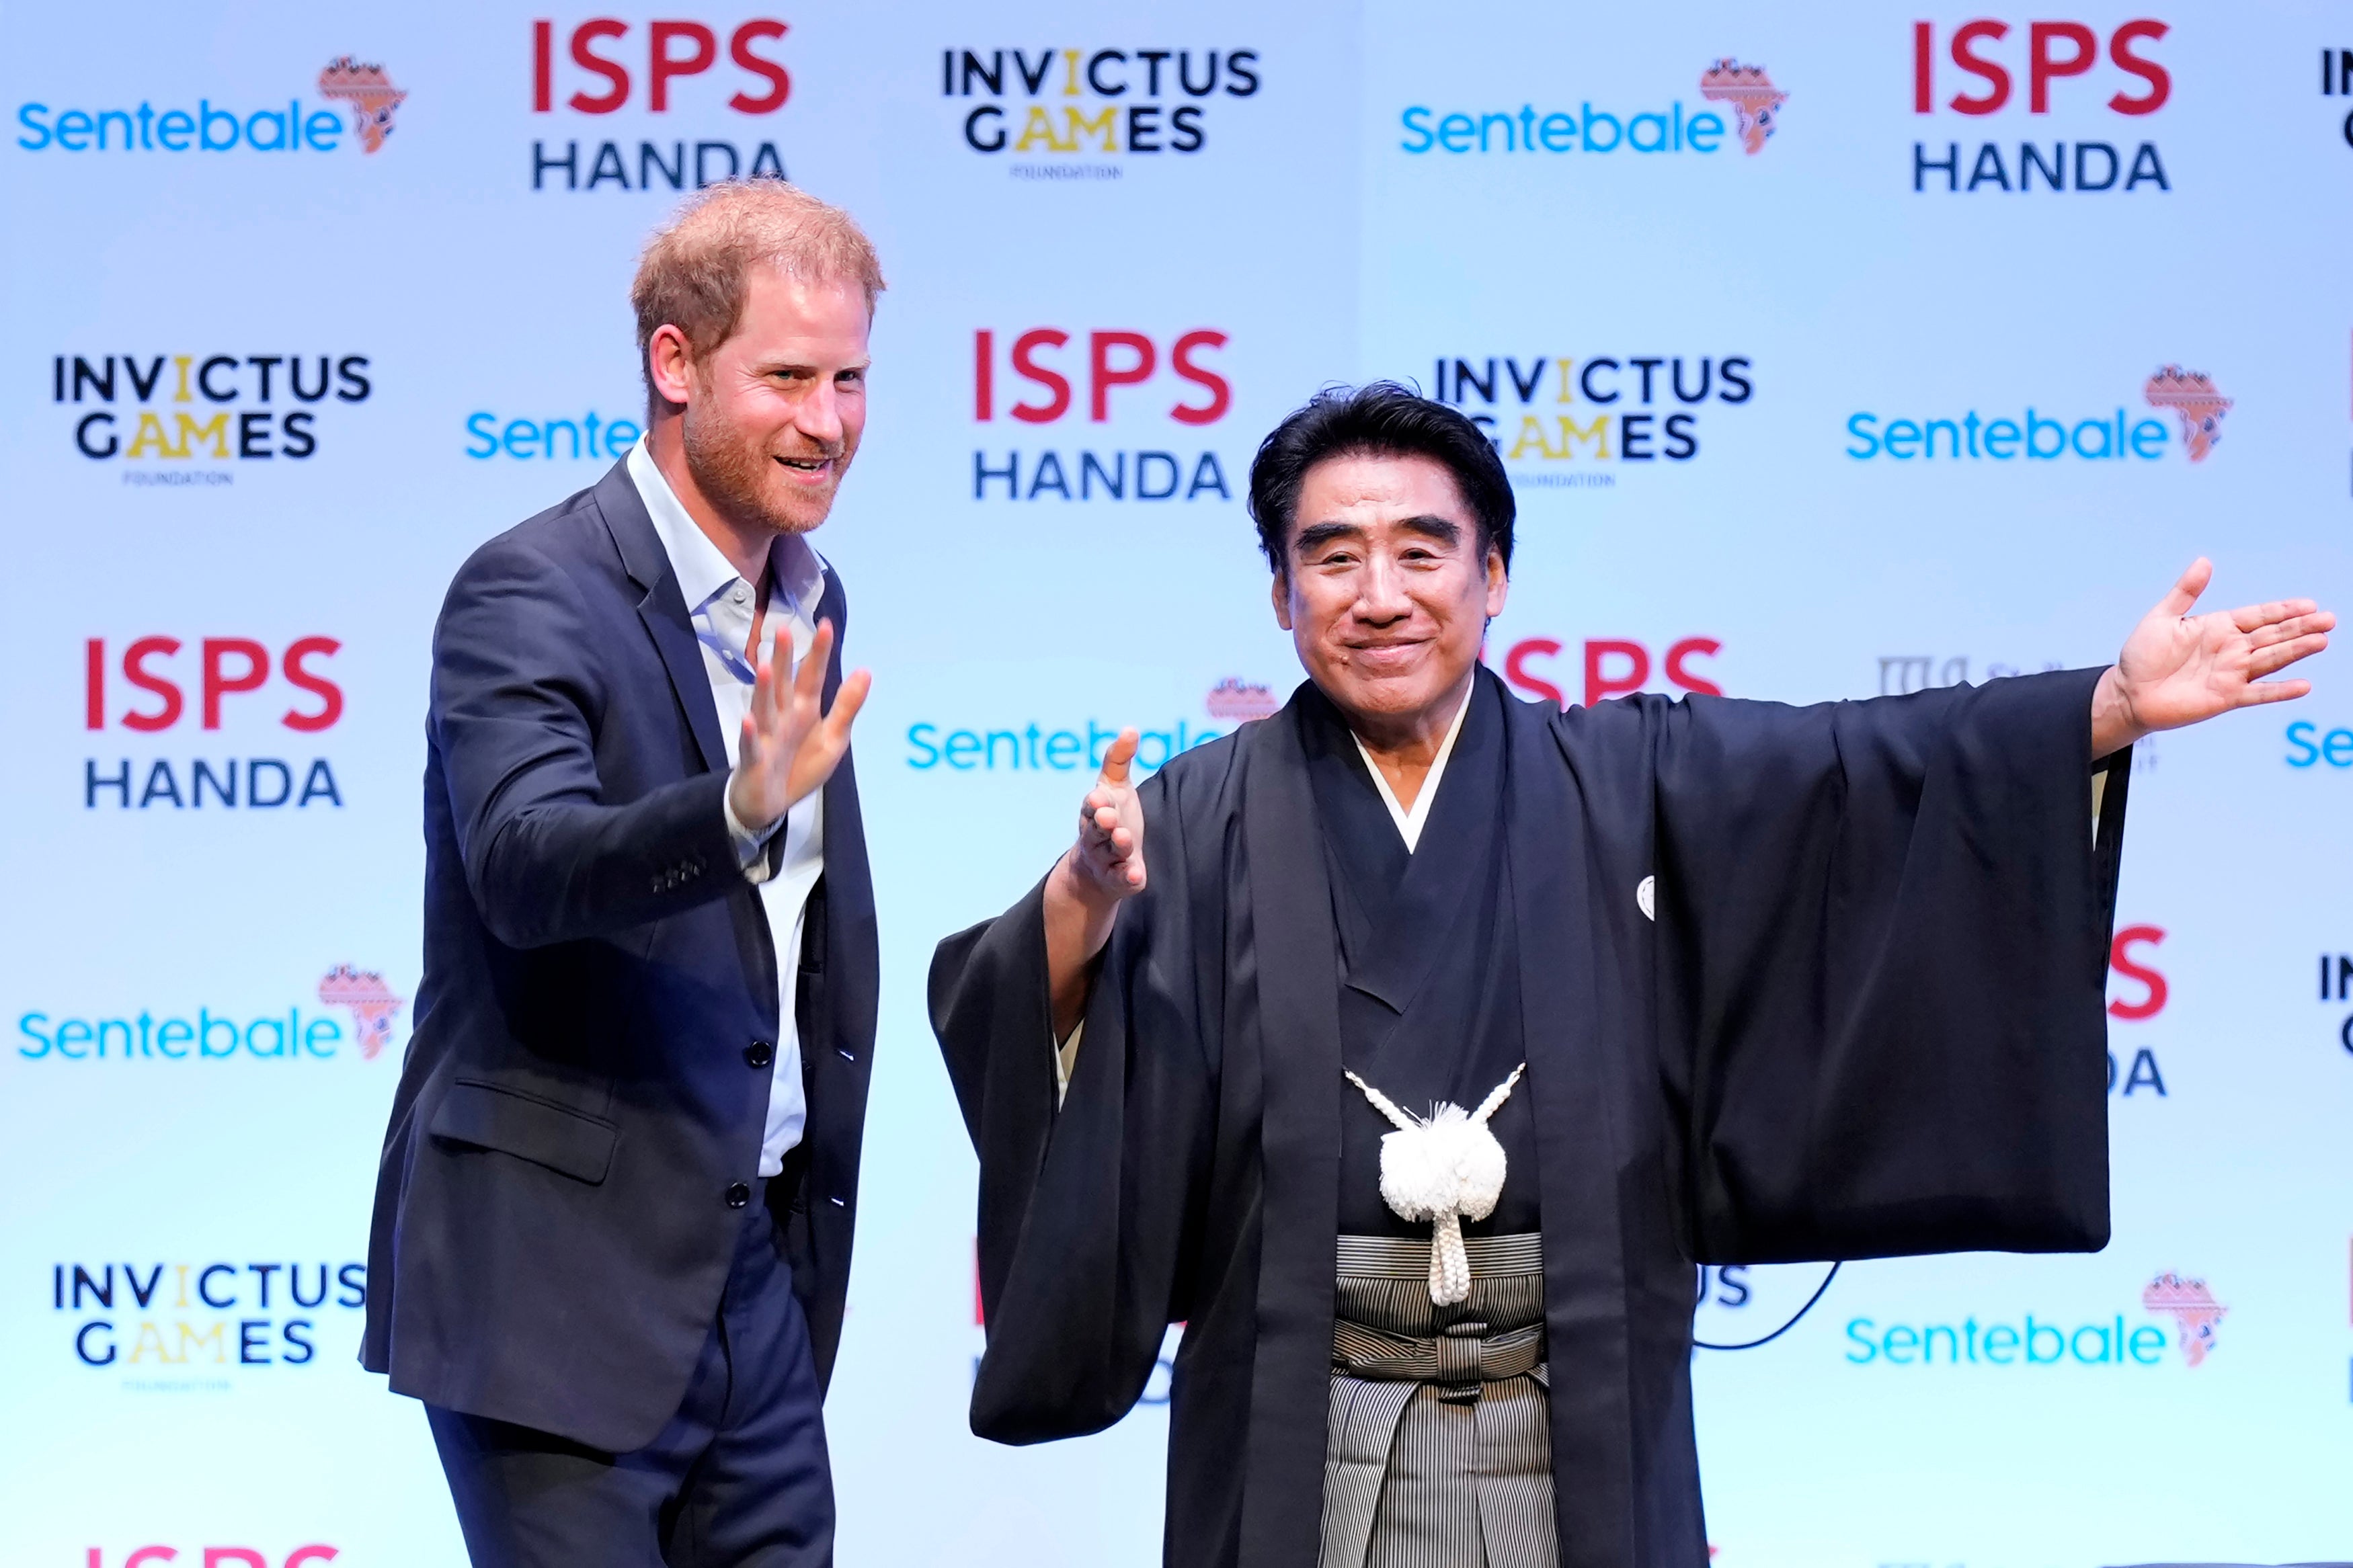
[[1, 3, 2348, 1565]]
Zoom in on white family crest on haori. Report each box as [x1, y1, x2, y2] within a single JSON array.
[[1343, 1063, 1528, 1304], [1636, 874, 1656, 921]]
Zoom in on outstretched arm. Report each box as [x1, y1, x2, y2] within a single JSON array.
[[2089, 559, 2333, 756]]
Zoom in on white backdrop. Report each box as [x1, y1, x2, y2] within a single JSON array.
[[1, 4, 2348, 1566]]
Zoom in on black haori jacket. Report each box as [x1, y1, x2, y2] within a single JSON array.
[[931, 665, 2128, 1568]]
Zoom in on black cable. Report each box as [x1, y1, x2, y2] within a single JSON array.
[[1691, 1262, 1841, 1351]]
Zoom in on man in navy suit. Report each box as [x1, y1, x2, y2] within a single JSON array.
[[364, 179, 883, 1567]]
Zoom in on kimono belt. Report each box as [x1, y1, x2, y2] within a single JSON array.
[[1318, 1233, 1556, 1568]]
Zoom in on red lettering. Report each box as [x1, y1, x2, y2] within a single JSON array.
[[2028, 21, 2096, 112], [1502, 638, 1566, 708], [728, 20, 791, 114], [1665, 636, 1723, 696], [973, 329, 994, 421], [648, 21, 717, 112], [1168, 330, 1230, 426], [567, 18, 631, 114], [1949, 19, 2011, 115], [1089, 331, 1156, 422], [1009, 329, 1070, 424], [1584, 639, 1650, 706], [2108, 19, 2170, 114], [2108, 924, 2168, 1020], [122, 637, 182, 733], [1913, 21, 1934, 112], [201, 638, 269, 730], [200, 1553, 266, 1568], [284, 1551, 339, 1568], [282, 637, 345, 733], [532, 19, 553, 112], [123, 1553, 176, 1568], [86, 637, 105, 729]]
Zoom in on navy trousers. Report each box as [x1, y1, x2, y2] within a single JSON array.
[[428, 1188, 835, 1568]]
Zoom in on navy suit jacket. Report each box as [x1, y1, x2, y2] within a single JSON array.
[[362, 458, 879, 1452]]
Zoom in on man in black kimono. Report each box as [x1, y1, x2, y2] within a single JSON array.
[[928, 383, 2331, 1568]]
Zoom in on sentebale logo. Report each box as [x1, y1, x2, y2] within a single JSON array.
[[15, 57, 405, 156]]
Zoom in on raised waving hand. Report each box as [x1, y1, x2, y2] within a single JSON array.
[[2089, 560, 2333, 755], [726, 618, 871, 834]]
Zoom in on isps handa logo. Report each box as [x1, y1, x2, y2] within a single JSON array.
[[83, 1549, 341, 1568], [81, 634, 349, 811], [52, 354, 373, 485], [1398, 57, 1789, 162], [16, 966, 406, 1065], [971, 326, 1235, 504], [943, 47, 1262, 176], [54, 1256, 366, 1376], [1429, 354, 1755, 488], [1845, 365, 2231, 465], [1844, 1271, 2226, 1370], [1909, 17, 2170, 194], [16, 57, 404, 158], [531, 16, 793, 193]]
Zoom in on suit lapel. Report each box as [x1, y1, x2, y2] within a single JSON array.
[[638, 589, 729, 776], [596, 457, 729, 776]]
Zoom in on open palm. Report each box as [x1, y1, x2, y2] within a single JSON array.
[[2102, 559, 2332, 743]]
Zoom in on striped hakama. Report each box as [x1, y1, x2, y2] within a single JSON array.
[[1319, 1233, 1554, 1568]]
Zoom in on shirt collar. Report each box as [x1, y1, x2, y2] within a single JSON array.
[[627, 435, 827, 622]]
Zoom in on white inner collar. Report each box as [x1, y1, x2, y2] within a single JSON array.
[[1350, 684, 1474, 853]]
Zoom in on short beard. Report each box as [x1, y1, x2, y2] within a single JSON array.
[[680, 393, 838, 538]]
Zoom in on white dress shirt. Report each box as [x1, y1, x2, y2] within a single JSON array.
[[628, 437, 826, 1178]]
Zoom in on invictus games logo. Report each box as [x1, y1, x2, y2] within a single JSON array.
[[943, 48, 1262, 174], [15, 57, 403, 157], [53, 1257, 366, 1375], [1428, 354, 1755, 488], [52, 353, 374, 483]]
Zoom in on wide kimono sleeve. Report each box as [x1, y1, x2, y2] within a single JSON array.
[[928, 766, 1220, 1444], [1650, 666, 2130, 1264]]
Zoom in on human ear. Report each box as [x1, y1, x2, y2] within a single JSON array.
[[1271, 567, 1293, 632]]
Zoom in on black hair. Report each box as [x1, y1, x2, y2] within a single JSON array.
[[1245, 381, 1515, 574]]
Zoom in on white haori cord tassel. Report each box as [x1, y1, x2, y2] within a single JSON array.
[[1343, 1063, 1527, 1305]]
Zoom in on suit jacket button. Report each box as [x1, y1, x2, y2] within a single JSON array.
[[725, 1182, 751, 1208], [745, 1040, 774, 1068]]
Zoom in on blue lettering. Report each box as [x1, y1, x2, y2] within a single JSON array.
[[17, 102, 52, 150], [1845, 412, 1879, 459], [17, 1012, 50, 1059], [906, 723, 941, 769], [1399, 106, 1433, 153], [1844, 1317, 1877, 1364], [465, 412, 499, 458]]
